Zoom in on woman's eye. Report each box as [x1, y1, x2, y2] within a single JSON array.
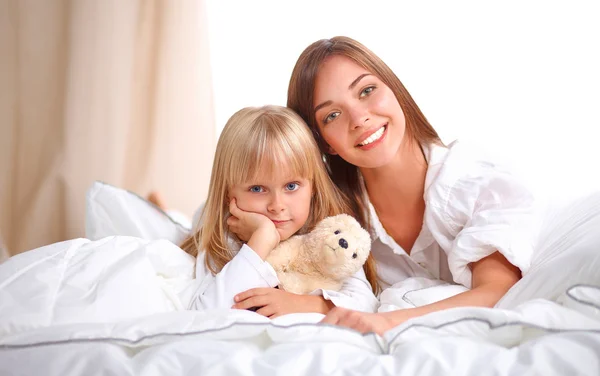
[[286, 182, 299, 191], [324, 112, 340, 124], [360, 86, 375, 97], [249, 186, 263, 193]]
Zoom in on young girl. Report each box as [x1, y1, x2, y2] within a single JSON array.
[[181, 105, 378, 318], [286, 36, 537, 334]]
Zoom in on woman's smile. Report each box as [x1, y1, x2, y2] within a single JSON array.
[[357, 124, 387, 149]]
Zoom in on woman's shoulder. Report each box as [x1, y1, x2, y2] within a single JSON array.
[[425, 140, 503, 184], [424, 140, 534, 228], [425, 140, 524, 194]]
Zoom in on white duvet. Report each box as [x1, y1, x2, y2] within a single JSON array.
[[1, 194, 600, 375]]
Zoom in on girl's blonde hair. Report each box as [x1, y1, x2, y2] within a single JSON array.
[[180, 105, 379, 293]]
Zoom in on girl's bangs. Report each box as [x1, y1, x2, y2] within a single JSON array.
[[229, 132, 315, 186]]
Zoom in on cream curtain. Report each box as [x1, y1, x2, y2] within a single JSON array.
[[0, 0, 215, 256]]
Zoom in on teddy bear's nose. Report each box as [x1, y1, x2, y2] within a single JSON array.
[[339, 238, 348, 249]]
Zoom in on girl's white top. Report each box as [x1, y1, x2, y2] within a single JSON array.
[[371, 141, 536, 291], [189, 214, 379, 312]]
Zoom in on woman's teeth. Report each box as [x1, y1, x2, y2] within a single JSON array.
[[359, 126, 385, 146]]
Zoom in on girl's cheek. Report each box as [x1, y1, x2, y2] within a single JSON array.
[[238, 196, 262, 213]]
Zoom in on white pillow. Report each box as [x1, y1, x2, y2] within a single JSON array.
[[85, 181, 191, 245], [559, 284, 600, 321], [497, 191, 600, 308]]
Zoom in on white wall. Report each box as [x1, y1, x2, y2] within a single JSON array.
[[205, 0, 600, 199]]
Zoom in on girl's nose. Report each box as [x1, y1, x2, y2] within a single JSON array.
[[267, 193, 285, 213]]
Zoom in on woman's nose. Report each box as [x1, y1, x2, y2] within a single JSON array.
[[348, 106, 369, 130]]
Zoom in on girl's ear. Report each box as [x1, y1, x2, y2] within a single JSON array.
[[224, 190, 232, 213]]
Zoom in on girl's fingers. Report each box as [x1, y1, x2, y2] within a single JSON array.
[[256, 305, 276, 318], [233, 295, 269, 310], [234, 288, 269, 303]]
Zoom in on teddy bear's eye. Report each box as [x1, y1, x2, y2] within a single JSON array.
[[334, 230, 341, 235], [352, 253, 357, 259]]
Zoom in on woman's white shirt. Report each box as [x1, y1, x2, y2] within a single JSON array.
[[371, 141, 536, 290], [188, 221, 379, 312]]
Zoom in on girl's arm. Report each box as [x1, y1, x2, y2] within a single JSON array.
[[189, 199, 281, 310], [232, 267, 379, 316], [228, 199, 280, 260], [188, 243, 281, 310], [320, 251, 520, 335], [229, 204, 378, 316]]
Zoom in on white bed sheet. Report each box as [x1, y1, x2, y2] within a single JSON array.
[[1, 192, 600, 375]]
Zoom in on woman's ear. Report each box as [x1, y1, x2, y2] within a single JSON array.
[[326, 144, 338, 155]]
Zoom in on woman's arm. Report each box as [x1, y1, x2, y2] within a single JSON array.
[[321, 251, 520, 335], [387, 251, 520, 319]]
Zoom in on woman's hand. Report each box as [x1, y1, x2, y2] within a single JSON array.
[[320, 308, 403, 336], [318, 251, 521, 336], [227, 199, 280, 259], [232, 288, 333, 318]]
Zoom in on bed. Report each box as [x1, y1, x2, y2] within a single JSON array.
[[1, 182, 599, 375]]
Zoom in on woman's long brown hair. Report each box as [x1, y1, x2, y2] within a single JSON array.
[[287, 36, 443, 294]]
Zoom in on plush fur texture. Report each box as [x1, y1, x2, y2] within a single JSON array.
[[266, 214, 371, 294]]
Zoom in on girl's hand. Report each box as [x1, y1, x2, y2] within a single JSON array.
[[226, 198, 264, 242], [227, 199, 280, 259], [232, 288, 333, 318], [320, 307, 401, 336]]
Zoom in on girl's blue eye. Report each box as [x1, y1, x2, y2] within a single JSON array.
[[286, 182, 299, 191], [360, 86, 375, 97], [324, 112, 340, 124], [250, 186, 263, 193]]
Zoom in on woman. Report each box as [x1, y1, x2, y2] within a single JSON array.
[[287, 36, 535, 335]]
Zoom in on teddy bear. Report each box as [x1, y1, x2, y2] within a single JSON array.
[[265, 214, 371, 295]]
